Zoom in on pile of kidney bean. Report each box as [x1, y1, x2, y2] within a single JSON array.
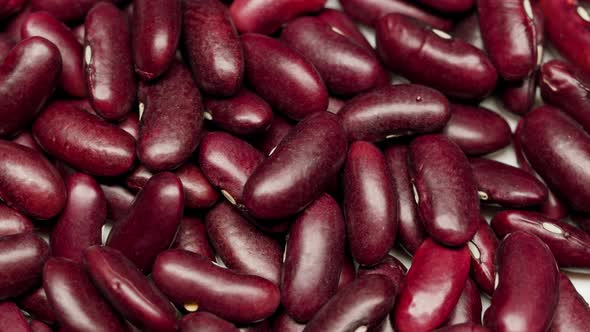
[[0, 0, 590, 331]]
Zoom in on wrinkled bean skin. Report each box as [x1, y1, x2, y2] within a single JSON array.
[[410, 135, 479, 246], [445, 279, 482, 326], [29, 320, 51, 332], [0, 203, 32, 237], [84, 2, 136, 121], [442, 104, 511, 156], [339, 84, 451, 142], [338, 253, 356, 289], [376, 14, 497, 100], [492, 210, 590, 268], [317, 8, 373, 51], [184, 0, 243, 96], [417, 0, 473, 13], [30, 0, 122, 22], [304, 274, 396, 332], [17, 287, 55, 324], [0, 37, 61, 138], [172, 217, 215, 260], [0, 302, 30, 332], [520, 106, 590, 212], [272, 310, 305, 332], [484, 231, 560, 332], [152, 249, 281, 324], [43, 258, 126, 332], [241, 33, 328, 120], [282, 194, 345, 322], [181, 312, 239, 332], [344, 141, 397, 265], [51, 173, 106, 263], [468, 218, 498, 297], [0, 140, 66, 219], [471, 158, 548, 208], [244, 112, 347, 220], [230, 0, 326, 34], [549, 273, 590, 331], [434, 324, 491, 332], [393, 239, 471, 332], [33, 100, 136, 177], [21, 12, 87, 97], [133, 0, 181, 81], [84, 246, 178, 332], [384, 144, 427, 255], [357, 255, 406, 295], [138, 61, 203, 171], [206, 202, 283, 284], [107, 173, 183, 273], [100, 184, 135, 222]]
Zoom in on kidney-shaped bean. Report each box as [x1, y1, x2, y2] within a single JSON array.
[[468, 217, 498, 297], [0, 203, 32, 237], [445, 278, 482, 326], [550, 273, 590, 332], [0, 302, 30, 332], [181, 312, 239, 332]]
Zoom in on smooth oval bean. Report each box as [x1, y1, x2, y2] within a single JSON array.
[[0, 302, 30, 332], [468, 218, 498, 297], [339, 84, 451, 142], [181, 312, 239, 332], [357, 255, 406, 295], [317, 8, 373, 51], [17, 287, 55, 324], [0, 37, 61, 138], [393, 239, 471, 332], [376, 14, 497, 100], [152, 249, 281, 324], [172, 217, 215, 260], [483, 231, 559, 332], [100, 184, 135, 222], [84, 2, 135, 121], [0, 203, 32, 237], [30, 0, 121, 22], [445, 279, 482, 326], [417, 0, 473, 13], [272, 310, 305, 332], [549, 273, 590, 331], [241, 33, 328, 120]]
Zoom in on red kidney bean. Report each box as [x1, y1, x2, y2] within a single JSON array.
[[468, 218, 498, 297], [100, 184, 135, 222], [483, 231, 559, 332], [51, 173, 106, 263], [344, 141, 397, 265], [500, 73, 538, 116], [339, 0, 452, 30], [206, 202, 283, 284], [410, 135, 479, 246], [520, 106, 590, 212], [0, 302, 30, 332], [244, 112, 347, 220], [384, 144, 427, 255], [204, 90, 273, 136], [107, 173, 183, 273], [184, 0, 243, 96], [417, 0, 473, 13], [272, 310, 305, 332], [0, 140, 66, 219], [43, 258, 126, 332], [33, 100, 136, 177], [471, 158, 548, 208], [241, 33, 328, 120], [181, 312, 238, 332], [11, 131, 42, 153], [550, 273, 590, 331], [317, 8, 373, 51], [230, 0, 325, 34], [0, 203, 32, 237], [442, 104, 511, 156], [252, 114, 293, 156], [306, 274, 396, 332], [357, 255, 406, 295], [434, 324, 491, 332], [0, 0, 26, 20], [84, 246, 178, 332], [21, 11, 87, 97], [30, 0, 122, 22], [376, 14, 497, 100], [282, 194, 345, 322], [172, 217, 215, 260], [17, 287, 55, 324], [153, 249, 281, 324], [337, 253, 356, 289], [132, 0, 181, 81], [445, 279, 482, 326], [84, 2, 135, 121], [0, 37, 60, 138], [138, 61, 203, 171], [29, 320, 51, 332], [339, 84, 450, 142], [453, 13, 483, 50], [393, 239, 470, 332]]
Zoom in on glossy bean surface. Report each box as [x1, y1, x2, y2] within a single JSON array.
[[468, 218, 498, 296], [549, 273, 590, 331], [172, 217, 215, 260], [0, 302, 30, 332], [181, 312, 239, 332], [0, 204, 32, 237], [445, 279, 482, 326], [317, 8, 373, 51]]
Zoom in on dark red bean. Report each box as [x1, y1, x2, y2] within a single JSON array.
[[442, 104, 511, 156], [43, 258, 126, 332], [181, 312, 239, 332], [417, 0, 473, 13], [206, 202, 283, 284], [107, 172, 183, 273], [204, 89, 273, 136], [483, 231, 559, 332], [84, 2, 135, 121], [118, 113, 139, 140], [11, 131, 42, 153], [445, 279, 482, 326], [317, 8, 373, 51], [0, 140, 66, 219], [152, 249, 281, 324], [339, 84, 450, 142], [337, 253, 356, 289], [393, 239, 471, 332], [30, 0, 122, 22], [0, 37, 61, 138], [452, 13, 483, 50], [51, 173, 106, 263], [17, 287, 55, 324], [344, 141, 397, 265], [357, 255, 406, 295], [304, 274, 395, 332], [3, 3, 30, 41], [376, 14, 497, 100], [0, 302, 30, 332], [272, 310, 305, 332], [520, 106, 590, 212], [468, 217, 498, 297], [84, 246, 178, 332], [132, 0, 181, 81], [550, 273, 590, 331], [33, 100, 136, 177], [100, 184, 135, 222], [252, 114, 293, 156], [0, 203, 32, 237], [339, 0, 453, 30], [241, 33, 328, 120], [384, 144, 427, 255], [434, 324, 491, 332], [172, 217, 215, 260], [29, 320, 51, 332], [0, 0, 26, 20], [243, 112, 347, 220], [409, 135, 479, 246], [500, 73, 538, 116], [282, 194, 345, 322]]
